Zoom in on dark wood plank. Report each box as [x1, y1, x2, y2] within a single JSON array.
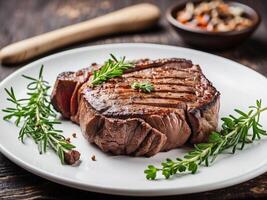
[[1, 0, 267, 199]]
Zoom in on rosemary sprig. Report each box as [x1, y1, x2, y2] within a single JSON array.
[[145, 100, 267, 180], [2, 66, 80, 165], [91, 54, 133, 86], [131, 81, 154, 93]]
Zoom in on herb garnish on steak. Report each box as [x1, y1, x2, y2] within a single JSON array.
[[91, 54, 133, 86], [131, 81, 155, 93]]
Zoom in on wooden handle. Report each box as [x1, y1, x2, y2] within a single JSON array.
[[0, 3, 160, 64]]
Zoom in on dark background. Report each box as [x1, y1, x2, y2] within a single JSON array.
[[0, 0, 267, 199]]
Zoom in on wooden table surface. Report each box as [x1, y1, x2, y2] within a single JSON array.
[[1, 0, 267, 199]]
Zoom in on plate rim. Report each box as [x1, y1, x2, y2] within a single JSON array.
[[0, 43, 267, 196]]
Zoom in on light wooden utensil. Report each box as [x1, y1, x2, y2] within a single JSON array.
[[0, 3, 160, 65]]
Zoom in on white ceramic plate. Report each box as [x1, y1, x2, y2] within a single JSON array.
[[1, 43, 267, 196]]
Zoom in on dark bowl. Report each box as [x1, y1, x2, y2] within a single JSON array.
[[166, 0, 261, 50]]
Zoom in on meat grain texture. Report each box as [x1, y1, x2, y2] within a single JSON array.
[[51, 58, 220, 157]]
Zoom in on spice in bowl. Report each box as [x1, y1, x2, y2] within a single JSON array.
[[176, 0, 253, 32]]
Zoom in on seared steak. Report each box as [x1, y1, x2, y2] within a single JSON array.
[[51, 58, 220, 156]]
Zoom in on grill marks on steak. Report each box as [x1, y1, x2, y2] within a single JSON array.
[[51, 58, 220, 156]]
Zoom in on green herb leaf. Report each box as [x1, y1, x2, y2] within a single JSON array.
[[2, 66, 80, 165], [91, 54, 133, 86], [131, 81, 154, 93], [144, 100, 267, 180]]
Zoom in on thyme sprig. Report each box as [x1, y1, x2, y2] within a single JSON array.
[[91, 54, 133, 86], [131, 81, 154, 93], [2, 66, 80, 165], [145, 100, 267, 180]]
